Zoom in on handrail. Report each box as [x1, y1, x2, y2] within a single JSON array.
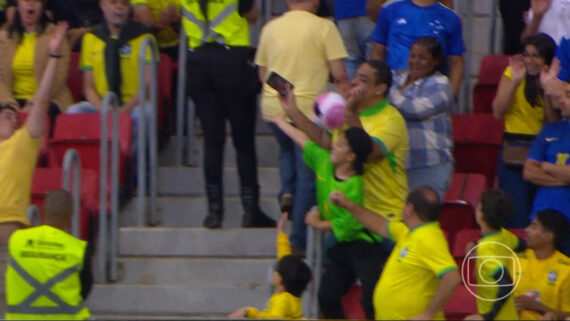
[[137, 37, 159, 227], [175, 31, 187, 166], [62, 149, 81, 238], [26, 205, 41, 227], [98, 92, 120, 283], [303, 227, 325, 319]]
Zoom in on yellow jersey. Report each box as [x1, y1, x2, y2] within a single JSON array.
[[514, 249, 570, 320], [503, 66, 545, 135], [374, 221, 457, 320], [12, 32, 37, 100]]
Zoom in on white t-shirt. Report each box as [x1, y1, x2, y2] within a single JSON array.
[[527, 0, 570, 44]]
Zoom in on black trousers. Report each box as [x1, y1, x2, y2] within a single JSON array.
[[318, 240, 391, 320], [186, 44, 261, 189]]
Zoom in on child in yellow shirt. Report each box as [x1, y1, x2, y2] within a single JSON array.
[[228, 213, 311, 319]]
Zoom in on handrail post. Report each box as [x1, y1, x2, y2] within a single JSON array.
[[98, 92, 119, 283], [62, 149, 81, 238], [26, 205, 41, 227], [175, 32, 187, 166], [303, 227, 323, 319]]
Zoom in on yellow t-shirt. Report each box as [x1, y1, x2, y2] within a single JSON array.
[[255, 10, 348, 118], [374, 221, 457, 320], [246, 291, 303, 319], [359, 100, 408, 220], [79, 32, 155, 103], [0, 128, 42, 225], [474, 229, 520, 320], [12, 32, 37, 100], [514, 250, 570, 320], [503, 66, 545, 135], [131, 0, 179, 49]]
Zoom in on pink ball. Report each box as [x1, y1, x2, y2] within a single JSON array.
[[313, 92, 346, 130]]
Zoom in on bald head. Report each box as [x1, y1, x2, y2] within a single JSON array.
[[406, 186, 441, 222], [44, 190, 73, 228]]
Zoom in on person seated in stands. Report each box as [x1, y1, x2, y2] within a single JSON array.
[[388, 36, 453, 198], [523, 82, 570, 257], [131, 0, 179, 61], [0, 0, 73, 128], [0, 21, 66, 310], [267, 96, 389, 319], [66, 0, 156, 135], [465, 189, 526, 321], [514, 209, 570, 320], [492, 33, 558, 228], [228, 213, 311, 319]]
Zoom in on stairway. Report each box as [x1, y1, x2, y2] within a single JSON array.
[[85, 119, 285, 318]]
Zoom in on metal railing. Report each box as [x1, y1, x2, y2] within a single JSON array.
[[175, 31, 197, 167], [97, 92, 120, 283], [303, 227, 326, 319], [26, 205, 41, 227], [62, 149, 81, 238], [137, 37, 160, 227]]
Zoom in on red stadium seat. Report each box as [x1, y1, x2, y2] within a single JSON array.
[[31, 167, 99, 240], [47, 113, 133, 191], [452, 229, 481, 259], [452, 114, 504, 187], [509, 228, 526, 240], [340, 284, 366, 320], [473, 55, 510, 114], [67, 52, 83, 103], [444, 284, 478, 320], [158, 53, 173, 131], [441, 173, 486, 250]]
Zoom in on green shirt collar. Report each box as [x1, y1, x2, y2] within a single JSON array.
[[359, 99, 389, 117]]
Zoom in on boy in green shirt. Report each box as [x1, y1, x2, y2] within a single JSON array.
[[268, 110, 389, 319]]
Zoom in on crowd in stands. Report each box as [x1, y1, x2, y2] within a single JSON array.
[[0, 0, 568, 319]]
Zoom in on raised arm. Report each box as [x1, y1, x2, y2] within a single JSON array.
[[26, 22, 68, 139], [493, 56, 526, 118], [390, 75, 452, 121], [328, 59, 351, 98], [520, 0, 551, 42], [412, 270, 461, 320], [266, 114, 310, 149], [329, 190, 389, 237]]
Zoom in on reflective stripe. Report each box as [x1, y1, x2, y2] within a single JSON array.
[[181, 2, 236, 46], [7, 256, 84, 315]]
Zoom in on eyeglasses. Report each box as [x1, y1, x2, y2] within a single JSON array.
[[521, 51, 541, 58]]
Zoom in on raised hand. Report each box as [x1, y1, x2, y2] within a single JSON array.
[[540, 62, 563, 97], [510, 54, 527, 84], [531, 0, 552, 16], [48, 21, 68, 56], [346, 85, 366, 113], [276, 85, 296, 114], [329, 190, 349, 208]]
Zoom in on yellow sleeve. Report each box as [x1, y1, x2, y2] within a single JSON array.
[[246, 294, 289, 319], [79, 33, 94, 71], [323, 20, 348, 61], [501, 228, 521, 251], [277, 232, 291, 260], [386, 221, 407, 243], [419, 232, 458, 277], [368, 109, 406, 157], [503, 65, 512, 80]]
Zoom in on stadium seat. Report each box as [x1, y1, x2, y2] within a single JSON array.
[[444, 284, 478, 320], [47, 113, 133, 196], [452, 229, 480, 284], [340, 284, 366, 320], [67, 52, 83, 103], [441, 173, 486, 250], [452, 114, 504, 187], [31, 167, 99, 241], [473, 55, 510, 114], [509, 228, 526, 240], [158, 53, 173, 131]]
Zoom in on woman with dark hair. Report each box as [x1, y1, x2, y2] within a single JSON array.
[[0, 0, 73, 127], [492, 32, 559, 228], [388, 36, 454, 198]]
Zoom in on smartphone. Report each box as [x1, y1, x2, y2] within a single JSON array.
[[266, 71, 294, 97]]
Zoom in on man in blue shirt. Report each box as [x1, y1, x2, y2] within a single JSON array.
[[369, 0, 465, 96], [334, 0, 375, 79], [523, 82, 570, 256]]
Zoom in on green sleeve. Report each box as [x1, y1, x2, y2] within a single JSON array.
[[303, 141, 329, 172]]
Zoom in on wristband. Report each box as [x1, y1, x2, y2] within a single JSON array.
[[48, 53, 62, 58]]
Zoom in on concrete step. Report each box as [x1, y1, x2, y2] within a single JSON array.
[[157, 167, 280, 196], [86, 284, 269, 315], [92, 313, 226, 320], [120, 196, 280, 228], [118, 257, 274, 287], [119, 227, 276, 257], [159, 135, 279, 168]]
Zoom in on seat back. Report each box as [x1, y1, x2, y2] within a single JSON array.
[[67, 52, 83, 103], [452, 114, 504, 187], [473, 55, 510, 114], [444, 285, 478, 320]]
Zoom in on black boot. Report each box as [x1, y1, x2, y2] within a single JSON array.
[[203, 184, 223, 229], [241, 185, 276, 228]]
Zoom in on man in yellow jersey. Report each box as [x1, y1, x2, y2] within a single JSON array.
[[513, 209, 570, 320], [0, 21, 66, 315], [5, 190, 93, 320], [131, 0, 180, 59], [330, 186, 461, 320], [181, 0, 275, 229], [465, 189, 525, 320]]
